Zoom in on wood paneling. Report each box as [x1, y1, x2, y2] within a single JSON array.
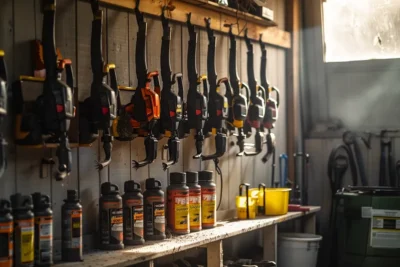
[[101, 0, 291, 49], [0, 0, 287, 252]]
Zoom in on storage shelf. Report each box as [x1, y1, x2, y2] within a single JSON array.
[[57, 206, 320, 267], [100, 0, 291, 49]]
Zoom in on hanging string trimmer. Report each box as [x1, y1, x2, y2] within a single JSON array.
[[79, 0, 118, 170], [128, 0, 161, 169], [243, 29, 265, 156], [202, 18, 228, 163], [159, 5, 184, 171], [40, 0, 75, 180], [224, 25, 249, 156], [184, 13, 208, 159]]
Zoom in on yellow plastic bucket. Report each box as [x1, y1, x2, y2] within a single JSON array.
[[236, 196, 257, 219], [263, 188, 291, 215]]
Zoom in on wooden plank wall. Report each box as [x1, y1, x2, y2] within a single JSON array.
[[0, 0, 287, 255]]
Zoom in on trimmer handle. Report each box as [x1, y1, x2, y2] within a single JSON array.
[[270, 86, 280, 107], [201, 132, 227, 161], [132, 134, 158, 169], [244, 130, 263, 156], [55, 133, 72, 181]]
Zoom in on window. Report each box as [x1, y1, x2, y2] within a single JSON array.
[[323, 0, 400, 62]]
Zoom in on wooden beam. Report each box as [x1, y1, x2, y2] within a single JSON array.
[[285, 0, 301, 185], [303, 213, 317, 234], [207, 240, 223, 267], [263, 225, 277, 262], [100, 0, 291, 49]]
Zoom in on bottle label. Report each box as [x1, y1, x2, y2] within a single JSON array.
[[202, 188, 216, 226], [71, 210, 82, 249], [109, 209, 123, 244], [17, 219, 34, 264], [0, 221, 13, 264], [62, 209, 82, 249], [174, 196, 189, 230], [101, 202, 123, 245], [34, 216, 53, 264], [167, 190, 189, 232], [153, 202, 165, 235], [189, 194, 201, 229], [145, 196, 165, 237], [124, 199, 144, 241]]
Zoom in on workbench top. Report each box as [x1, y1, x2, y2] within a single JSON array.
[[58, 206, 320, 267]]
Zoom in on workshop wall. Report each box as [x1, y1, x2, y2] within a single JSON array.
[[0, 0, 287, 254]]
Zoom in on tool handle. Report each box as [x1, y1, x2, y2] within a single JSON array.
[[161, 7, 172, 90], [244, 130, 262, 156], [258, 183, 266, 210], [132, 135, 158, 169], [59, 59, 74, 94], [244, 29, 257, 103], [0, 51, 8, 82], [90, 4, 104, 82], [187, 13, 198, 87], [201, 132, 226, 161], [241, 83, 251, 107], [239, 183, 251, 219], [42, 0, 58, 81], [96, 127, 113, 170], [193, 130, 204, 159], [259, 34, 269, 98], [228, 26, 240, 96], [205, 17, 217, 93], [106, 64, 120, 109], [270, 86, 280, 107], [55, 133, 72, 181], [162, 136, 180, 170], [135, 0, 148, 89]]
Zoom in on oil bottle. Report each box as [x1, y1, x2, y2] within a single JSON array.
[[0, 199, 13, 267], [61, 190, 83, 262], [186, 171, 201, 232], [10, 194, 34, 267], [198, 171, 216, 229], [32, 193, 53, 266], [167, 172, 189, 235], [123, 180, 144, 246], [99, 182, 124, 250], [143, 178, 166, 240]]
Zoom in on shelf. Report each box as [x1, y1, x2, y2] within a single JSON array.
[[57, 206, 320, 267], [100, 0, 291, 49]]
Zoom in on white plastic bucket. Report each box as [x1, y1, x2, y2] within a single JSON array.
[[278, 233, 322, 267]]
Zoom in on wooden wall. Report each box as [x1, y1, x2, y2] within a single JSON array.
[[0, 0, 287, 257]]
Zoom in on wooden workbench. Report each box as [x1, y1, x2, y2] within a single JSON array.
[[58, 206, 320, 267]]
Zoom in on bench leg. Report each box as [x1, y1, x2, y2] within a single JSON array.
[[263, 224, 277, 262], [303, 213, 316, 234], [207, 240, 223, 267]]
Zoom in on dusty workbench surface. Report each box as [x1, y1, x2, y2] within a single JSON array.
[[57, 206, 320, 267]]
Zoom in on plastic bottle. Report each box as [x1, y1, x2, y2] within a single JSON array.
[[0, 199, 13, 267], [32, 193, 53, 266], [10, 194, 34, 267], [61, 190, 83, 262], [123, 180, 144, 245], [198, 171, 216, 229], [143, 178, 166, 240], [167, 172, 189, 235], [99, 182, 124, 250], [186, 171, 202, 232]]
